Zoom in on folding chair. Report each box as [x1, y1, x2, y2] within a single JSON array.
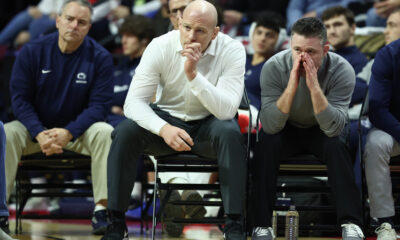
[[14, 150, 92, 233]]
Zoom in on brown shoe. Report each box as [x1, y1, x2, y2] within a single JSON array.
[[161, 190, 184, 237], [181, 190, 207, 219]]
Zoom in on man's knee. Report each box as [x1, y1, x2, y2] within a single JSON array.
[[4, 121, 25, 143], [89, 122, 113, 141], [365, 130, 393, 155], [211, 120, 243, 142], [111, 119, 144, 142], [364, 129, 394, 165]]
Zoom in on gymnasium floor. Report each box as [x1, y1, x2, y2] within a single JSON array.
[[7, 219, 342, 240]]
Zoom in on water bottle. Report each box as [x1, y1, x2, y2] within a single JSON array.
[[285, 205, 299, 240], [272, 210, 277, 239]]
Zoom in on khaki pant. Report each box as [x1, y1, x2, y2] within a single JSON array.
[[4, 120, 113, 203]]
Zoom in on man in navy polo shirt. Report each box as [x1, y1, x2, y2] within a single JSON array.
[[4, 0, 113, 235]]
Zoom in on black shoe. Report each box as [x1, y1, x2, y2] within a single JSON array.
[[0, 216, 9, 234], [101, 210, 128, 240], [224, 217, 246, 240]]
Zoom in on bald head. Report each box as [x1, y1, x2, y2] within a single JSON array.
[[183, 0, 218, 28]]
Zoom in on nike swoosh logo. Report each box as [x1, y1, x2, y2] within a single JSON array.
[[42, 70, 51, 74]]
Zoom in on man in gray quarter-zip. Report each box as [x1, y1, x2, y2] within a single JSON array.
[[251, 17, 364, 240]]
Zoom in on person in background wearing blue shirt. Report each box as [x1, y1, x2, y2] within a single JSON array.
[[0, 122, 16, 240], [363, 8, 400, 240], [4, 0, 114, 235], [107, 15, 155, 128], [322, 6, 368, 75], [245, 11, 287, 112]]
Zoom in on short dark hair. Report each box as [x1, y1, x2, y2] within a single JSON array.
[[119, 15, 155, 41], [321, 6, 355, 26], [255, 11, 285, 34], [291, 17, 327, 45], [61, 0, 93, 16], [390, 7, 400, 16]]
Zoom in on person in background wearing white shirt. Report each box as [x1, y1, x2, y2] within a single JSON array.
[[102, 1, 247, 240]]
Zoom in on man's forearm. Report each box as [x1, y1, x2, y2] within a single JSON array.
[[310, 87, 329, 114], [276, 86, 297, 114]]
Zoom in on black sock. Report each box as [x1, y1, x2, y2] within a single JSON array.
[[378, 217, 394, 226], [110, 209, 126, 223]]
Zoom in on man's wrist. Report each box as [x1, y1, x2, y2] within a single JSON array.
[[186, 70, 197, 81]]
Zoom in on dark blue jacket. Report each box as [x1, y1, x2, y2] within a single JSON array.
[[335, 46, 368, 106], [10, 32, 113, 139], [369, 39, 400, 142]]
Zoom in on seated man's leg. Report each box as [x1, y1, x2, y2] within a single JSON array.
[[191, 117, 246, 239], [364, 128, 399, 239], [102, 118, 176, 239], [309, 127, 363, 237], [65, 121, 113, 234], [251, 125, 299, 239], [4, 120, 41, 200]]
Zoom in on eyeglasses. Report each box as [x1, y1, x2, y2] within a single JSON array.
[[169, 6, 186, 17]]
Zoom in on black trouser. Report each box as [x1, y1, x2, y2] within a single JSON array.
[[107, 106, 247, 215], [253, 124, 363, 227]]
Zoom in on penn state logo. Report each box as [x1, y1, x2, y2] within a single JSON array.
[[76, 72, 87, 84]]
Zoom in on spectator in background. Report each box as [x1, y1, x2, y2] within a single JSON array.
[[0, 0, 64, 48], [322, 6, 368, 169], [168, 0, 194, 30], [322, 6, 368, 74], [363, 8, 400, 240], [245, 11, 287, 111], [252, 17, 364, 240], [0, 122, 15, 240], [286, 0, 359, 32], [4, 0, 113, 235], [107, 15, 155, 128], [366, 0, 400, 27]]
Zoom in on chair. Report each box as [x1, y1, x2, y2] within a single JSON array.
[[150, 90, 252, 239], [14, 150, 92, 233]]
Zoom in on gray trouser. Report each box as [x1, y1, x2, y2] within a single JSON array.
[[364, 128, 400, 218], [107, 108, 247, 215], [4, 120, 113, 203]]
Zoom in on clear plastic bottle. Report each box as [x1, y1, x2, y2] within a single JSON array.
[[285, 205, 299, 240], [272, 210, 277, 239]]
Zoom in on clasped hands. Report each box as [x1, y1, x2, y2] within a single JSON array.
[[35, 128, 73, 156]]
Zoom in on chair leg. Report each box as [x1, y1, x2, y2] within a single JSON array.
[[151, 164, 158, 240]]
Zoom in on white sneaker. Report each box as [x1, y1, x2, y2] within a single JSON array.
[[375, 223, 397, 240], [341, 223, 364, 240], [251, 227, 275, 240], [0, 228, 17, 240]]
